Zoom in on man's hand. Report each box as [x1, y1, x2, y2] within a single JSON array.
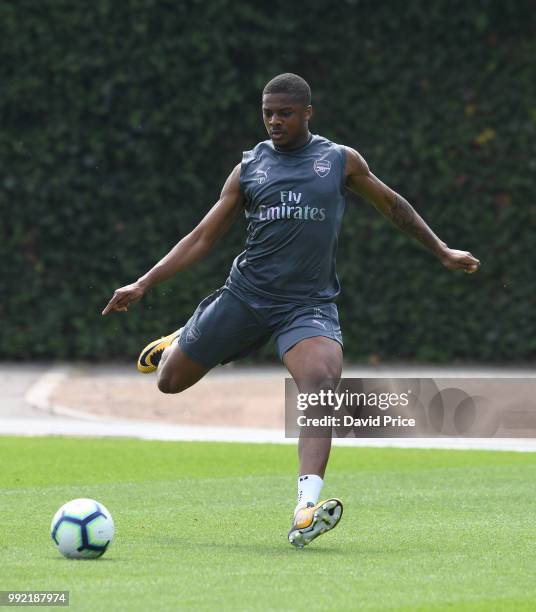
[[438, 247, 480, 273], [344, 147, 481, 274], [102, 282, 146, 315], [101, 165, 244, 317]]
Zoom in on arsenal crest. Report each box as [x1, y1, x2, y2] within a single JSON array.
[[313, 159, 331, 177]]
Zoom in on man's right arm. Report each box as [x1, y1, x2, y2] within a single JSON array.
[[102, 164, 244, 315]]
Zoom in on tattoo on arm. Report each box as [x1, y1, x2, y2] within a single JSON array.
[[390, 195, 443, 253]]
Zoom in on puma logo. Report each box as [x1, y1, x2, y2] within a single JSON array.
[[255, 167, 270, 184]]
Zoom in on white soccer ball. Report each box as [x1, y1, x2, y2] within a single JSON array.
[[51, 498, 115, 559]]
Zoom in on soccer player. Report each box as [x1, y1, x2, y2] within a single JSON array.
[[102, 73, 480, 547]]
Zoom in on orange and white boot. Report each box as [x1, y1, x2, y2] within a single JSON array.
[[288, 498, 343, 548]]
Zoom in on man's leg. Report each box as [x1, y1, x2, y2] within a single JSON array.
[[283, 335, 343, 477], [157, 341, 210, 394], [146, 287, 267, 395], [283, 336, 344, 547]]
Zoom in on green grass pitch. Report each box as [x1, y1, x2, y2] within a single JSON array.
[[2, 436, 536, 611]]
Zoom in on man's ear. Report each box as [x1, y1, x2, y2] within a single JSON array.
[[305, 105, 313, 121]]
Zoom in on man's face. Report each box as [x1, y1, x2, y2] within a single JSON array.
[[262, 93, 312, 148]]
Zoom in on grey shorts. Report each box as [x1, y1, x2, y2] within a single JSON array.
[[178, 285, 343, 368]]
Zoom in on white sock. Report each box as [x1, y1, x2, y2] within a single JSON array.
[[294, 474, 323, 516]]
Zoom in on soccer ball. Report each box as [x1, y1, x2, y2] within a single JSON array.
[[50, 498, 115, 559]]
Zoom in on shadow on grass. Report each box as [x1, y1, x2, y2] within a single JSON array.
[[153, 537, 355, 556], [52, 556, 118, 562]]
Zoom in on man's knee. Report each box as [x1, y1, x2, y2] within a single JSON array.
[[156, 366, 189, 394], [300, 363, 340, 393], [157, 374, 182, 394], [156, 352, 208, 394]]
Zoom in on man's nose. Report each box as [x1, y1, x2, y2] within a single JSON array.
[[269, 114, 281, 125]]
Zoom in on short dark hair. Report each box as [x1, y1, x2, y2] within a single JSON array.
[[263, 73, 311, 106]]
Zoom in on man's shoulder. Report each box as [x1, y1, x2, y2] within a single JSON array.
[[310, 134, 347, 159], [241, 139, 272, 166], [310, 135, 348, 172], [312, 133, 337, 145]]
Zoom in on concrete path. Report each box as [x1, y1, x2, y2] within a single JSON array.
[[1, 362, 535, 451], [0, 363, 65, 419]]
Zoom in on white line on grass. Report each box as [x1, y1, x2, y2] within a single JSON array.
[[2, 415, 536, 452]]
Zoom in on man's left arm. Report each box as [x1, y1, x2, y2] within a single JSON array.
[[344, 146, 480, 273]]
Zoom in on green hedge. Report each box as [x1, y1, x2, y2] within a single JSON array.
[[2, 0, 535, 362]]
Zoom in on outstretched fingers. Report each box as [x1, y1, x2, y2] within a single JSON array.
[[102, 293, 128, 315]]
